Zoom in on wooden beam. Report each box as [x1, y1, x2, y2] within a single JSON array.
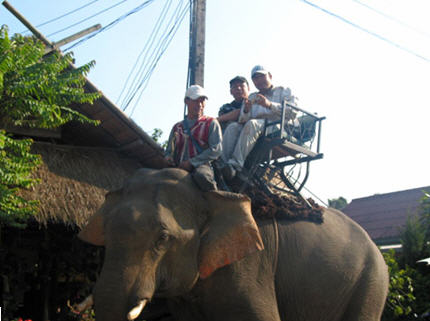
[[119, 139, 144, 151], [2, 1, 54, 49], [3, 1, 102, 54], [4, 125, 62, 139], [46, 24, 102, 54]]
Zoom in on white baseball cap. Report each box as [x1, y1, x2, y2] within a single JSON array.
[[251, 65, 269, 78], [185, 85, 208, 100]]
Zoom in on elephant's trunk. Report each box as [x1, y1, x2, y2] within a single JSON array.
[[93, 252, 158, 321], [94, 281, 150, 321]]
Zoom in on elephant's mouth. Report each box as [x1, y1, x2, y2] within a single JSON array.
[[154, 279, 168, 297]]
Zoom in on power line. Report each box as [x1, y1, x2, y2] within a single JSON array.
[[63, 0, 156, 51], [127, 1, 189, 115], [125, 1, 189, 115], [118, 0, 174, 107], [47, 0, 129, 37], [300, 0, 430, 63], [119, 0, 186, 110], [20, 0, 101, 34], [351, 0, 430, 39], [122, 0, 183, 109]]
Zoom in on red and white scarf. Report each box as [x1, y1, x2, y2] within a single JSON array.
[[173, 116, 214, 164]]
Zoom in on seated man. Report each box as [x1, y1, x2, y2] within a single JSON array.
[[217, 76, 250, 132], [165, 85, 222, 191], [222, 65, 296, 180]]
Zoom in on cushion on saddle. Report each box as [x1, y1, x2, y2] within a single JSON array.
[[244, 185, 324, 223]]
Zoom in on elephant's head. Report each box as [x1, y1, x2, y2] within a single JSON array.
[[78, 168, 264, 320]]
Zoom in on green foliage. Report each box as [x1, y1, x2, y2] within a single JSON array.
[[151, 127, 167, 150], [327, 196, 347, 210], [0, 26, 100, 128], [382, 191, 430, 320], [0, 131, 41, 227], [420, 192, 430, 241], [0, 25, 101, 228], [400, 214, 428, 267], [382, 249, 416, 320]]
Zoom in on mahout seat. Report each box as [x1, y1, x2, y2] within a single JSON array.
[[240, 100, 325, 207]]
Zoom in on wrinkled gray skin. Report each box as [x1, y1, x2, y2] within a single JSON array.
[[79, 168, 388, 321]]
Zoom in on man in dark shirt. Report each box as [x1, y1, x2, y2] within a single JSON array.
[[217, 76, 249, 132]]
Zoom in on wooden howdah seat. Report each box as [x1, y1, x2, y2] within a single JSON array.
[[240, 100, 325, 207]]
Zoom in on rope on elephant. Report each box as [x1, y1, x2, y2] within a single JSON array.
[[243, 185, 324, 223]]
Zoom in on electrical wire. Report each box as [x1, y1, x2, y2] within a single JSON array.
[[122, 0, 183, 109], [116, 0, 172, 105], [127, 2, 189, 115], [119, 0, 189, 114], [47, 0, 130, 37], [117, 0, 174, 106], [300, 0, 430, 63], [351, 0, 430, 39], [120, 0, 176, 108], [63, 0, 156, 52], [127, 3, 189, 115], [20, 0, 101, 34]]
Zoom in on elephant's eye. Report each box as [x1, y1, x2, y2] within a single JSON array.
[[155, 231, 170, 250]]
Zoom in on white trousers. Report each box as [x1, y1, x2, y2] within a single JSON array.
[[222, 119, 265, 170]]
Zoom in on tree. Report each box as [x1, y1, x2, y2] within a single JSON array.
[[420, 192, 430, 242], [150, 128, 167, 150], [382, 191, 430, 320], [382, 249, 415, 320], [0, 25, 100, 228], [328, 196, 347, 210], [400, 214, 427, 267]]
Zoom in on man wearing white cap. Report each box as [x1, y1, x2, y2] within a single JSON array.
[[165, 84, 222, 191], [222, 65, 296, 180]]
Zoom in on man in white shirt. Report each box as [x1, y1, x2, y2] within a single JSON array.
[[221, 65, 296, 180]]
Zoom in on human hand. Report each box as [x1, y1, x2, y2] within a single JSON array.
[[285, 108, 297, 120], [179, 160, 194, 172], [244, 98, 252, 113], [253, 94, 271, 108], [164, 156, 175, 167]]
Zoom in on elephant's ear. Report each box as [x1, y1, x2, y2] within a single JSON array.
[[78, 189, 121, 246], [198, 191, 264, 279]]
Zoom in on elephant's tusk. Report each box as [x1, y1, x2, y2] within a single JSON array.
[[68, 294, 94, 314], [127, 299, 147, 320]]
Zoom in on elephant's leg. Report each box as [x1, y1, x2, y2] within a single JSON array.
[[340, 258, 389, 321], [188, 256, 282, 321], [170, 283, 282, 321]]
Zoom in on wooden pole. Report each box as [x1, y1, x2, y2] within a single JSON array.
[[2, 0, 54, 48], [2, 1, 101, 52], [47, 24, 102, 53], [188, 0, 206, 87]]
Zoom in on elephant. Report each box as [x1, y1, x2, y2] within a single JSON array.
[[78, 167, 389, 321]]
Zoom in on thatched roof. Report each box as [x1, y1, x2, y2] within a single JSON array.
[[6, 78, 166, 169], [9, 72, 167, 227], [63, 79, 165, 169], [22, 142, 141, 228]]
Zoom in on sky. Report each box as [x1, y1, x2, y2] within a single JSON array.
[[1, 0, 430, 205]]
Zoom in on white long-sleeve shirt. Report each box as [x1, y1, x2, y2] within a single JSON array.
[[238, 86, 296, 123]]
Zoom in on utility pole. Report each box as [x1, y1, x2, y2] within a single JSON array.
[[188, 0, 206, 87]]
